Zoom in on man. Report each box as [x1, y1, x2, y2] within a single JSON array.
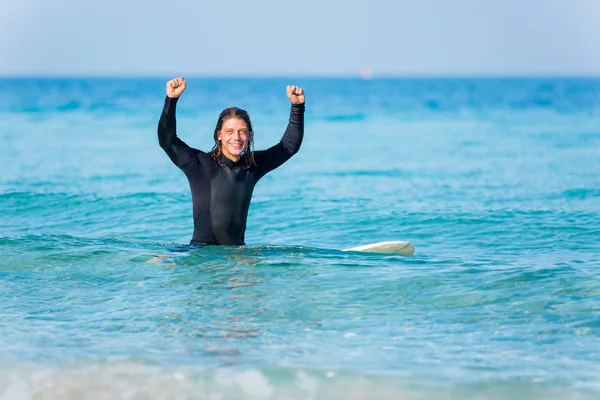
[[158, 77, 305, 246]]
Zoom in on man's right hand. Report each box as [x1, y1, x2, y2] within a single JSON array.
[[166, 77, 187, 98]]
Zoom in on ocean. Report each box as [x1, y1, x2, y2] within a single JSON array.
[[0, 77, 599, 399]]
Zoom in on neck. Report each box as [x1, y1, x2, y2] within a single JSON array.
[[223, 152, 241, 163]]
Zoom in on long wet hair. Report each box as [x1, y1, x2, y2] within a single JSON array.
[[210, 107, 256, 169]]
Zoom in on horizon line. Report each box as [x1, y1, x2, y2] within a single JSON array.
[[2, 72, 600, 79]]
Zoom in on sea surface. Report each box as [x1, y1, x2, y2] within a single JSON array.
[[0, 77, 599, 399]]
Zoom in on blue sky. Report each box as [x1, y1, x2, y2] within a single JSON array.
[[1, 0, 599, 76]]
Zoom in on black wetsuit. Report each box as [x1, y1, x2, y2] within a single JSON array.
[[158, 96, 305, 246]]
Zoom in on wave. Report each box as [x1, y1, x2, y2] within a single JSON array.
[[1, 362, 593, 400]]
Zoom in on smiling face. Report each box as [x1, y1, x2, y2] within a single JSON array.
[[211, 107, 256, 168], [218, 117, 251, 162]]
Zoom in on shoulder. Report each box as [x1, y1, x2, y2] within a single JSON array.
[[252, 149, 265, 159], [192, 148, 214, 162], [250, 149, 269, 166], [178, 147, 215, 167]]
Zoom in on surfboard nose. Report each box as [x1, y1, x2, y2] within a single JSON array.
[[343, 241, 415, 256]]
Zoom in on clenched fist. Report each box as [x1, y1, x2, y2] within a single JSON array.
[[166, 77, 187, 99], [286, 85, 305, 105]]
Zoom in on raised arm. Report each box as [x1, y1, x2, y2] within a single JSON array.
[[255, 85, 305, 178], [157, 77, 196, 168]]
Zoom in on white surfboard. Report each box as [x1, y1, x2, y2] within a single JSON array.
[[147, 240, 416, 264], [343, 241, 415, 256]]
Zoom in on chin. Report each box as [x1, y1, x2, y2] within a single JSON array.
[[227, 147, 245, 157]]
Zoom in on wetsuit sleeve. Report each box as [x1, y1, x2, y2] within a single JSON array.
[[157, 96, 197, 168], [254, 103, 305, 179]]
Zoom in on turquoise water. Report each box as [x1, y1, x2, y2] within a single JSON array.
[[1, 78, 599, 399]]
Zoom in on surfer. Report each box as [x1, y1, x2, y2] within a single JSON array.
[[157, 77, 305, 246]]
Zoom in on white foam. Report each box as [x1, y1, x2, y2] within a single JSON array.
[[0, 361, 595, 400], [0, 380, 30, 400]]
